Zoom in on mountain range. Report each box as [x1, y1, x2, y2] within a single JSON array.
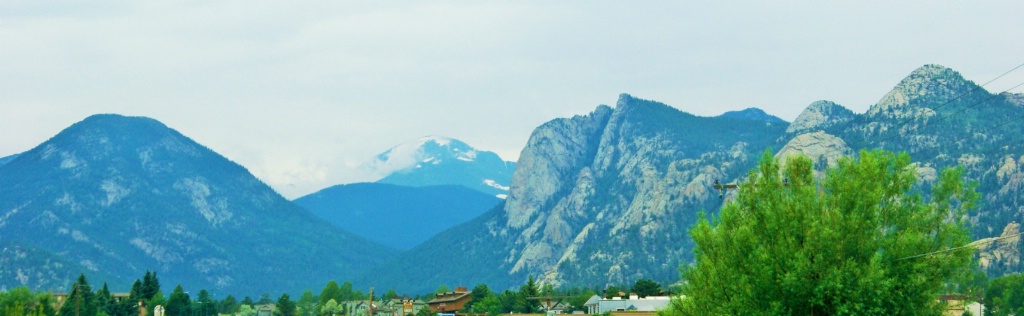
[[360, 64, 1024, 293], [2, 64, 1023, 296]]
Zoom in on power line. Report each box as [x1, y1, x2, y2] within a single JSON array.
[[855, 78, 1024, 152], [885, 62, 1024, 133], [844, 62, 1024, 152], [897, 230, 1024, 261]]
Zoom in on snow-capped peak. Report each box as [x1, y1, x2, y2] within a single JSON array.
[[361, 135, 482, 181]]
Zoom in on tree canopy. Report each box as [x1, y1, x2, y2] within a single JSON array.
[[664, 150, 978, 315]]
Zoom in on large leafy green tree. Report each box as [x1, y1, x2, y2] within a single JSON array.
[[664, 150, 978, 315], [0, 286, 55, 316], [985, 274, 1024, 316], [630, 279, 661, 298], [466, 284, 492, 311]]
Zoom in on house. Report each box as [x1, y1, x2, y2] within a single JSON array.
[[584, 295, 671, 314], [939, 294, 984, 316], [427, 287, 473, 313], [254, 303, 276, 316], [383, 297, 427, 316]]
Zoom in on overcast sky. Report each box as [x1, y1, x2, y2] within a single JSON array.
[[3, 1, 1023, 198]]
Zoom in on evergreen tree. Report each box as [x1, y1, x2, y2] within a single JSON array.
[[466, 284, 491, 310], [129, 280, 144, 301], [195, 290, 216, 316], [382, 290, 397, 302], [515, 276, 539, 313], [338, 282, 355, 301], [59, 274, 97, 316], [318, 281, 341, 307], [276, 293, 296, 316], [297, 291, 317, 316], [165, 285, 191, 316], [142, 271, 160, 300], [94, 283, 113, 316], [218, 295, 239, 315], [242, 296, 255, 307], [663, 150, 978, 315]]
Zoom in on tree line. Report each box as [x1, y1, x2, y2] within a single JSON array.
[[1, 272, 671, 316]]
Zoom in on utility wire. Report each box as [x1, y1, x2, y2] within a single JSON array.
[[844, 62, 1024, 151], [856, 78, 1024, 152], [897, 230, 1024, 261], [891, 82, 1024, 160], [885, 62, 1024, 133]]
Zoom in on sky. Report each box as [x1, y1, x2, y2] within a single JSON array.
[[2, 1, 1023, 199]]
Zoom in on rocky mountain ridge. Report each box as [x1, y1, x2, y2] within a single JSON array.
[[366, 64, 1024, 293]]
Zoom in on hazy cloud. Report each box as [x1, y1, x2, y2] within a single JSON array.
[[3, 1, 1023, 198]]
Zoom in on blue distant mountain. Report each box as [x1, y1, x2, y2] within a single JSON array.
[[365, 136, 516, 198], [293, 183, 501, 250], [0, 153, 18, 167], [0, 114, 394, 294], [719, 107, 787, 124]]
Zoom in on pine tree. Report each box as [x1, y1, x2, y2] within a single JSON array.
[[516, 276, 539, 313], [276, 293, 296, 316], [165, 285, 191, 316], [59, 274, 97, 316], [142, 271, 160, 300]]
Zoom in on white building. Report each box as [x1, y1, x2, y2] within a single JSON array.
[[583, 295, 671, 314]]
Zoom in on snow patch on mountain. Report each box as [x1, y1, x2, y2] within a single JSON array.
[[484, 179, 510, 191]]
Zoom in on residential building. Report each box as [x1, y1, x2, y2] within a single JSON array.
[[427, 287, 473, 313]]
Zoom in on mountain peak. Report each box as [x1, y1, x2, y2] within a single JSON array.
[[867, 64, 980, 117], [365, 136, 516, 197], [373, 135, 482, 172], [719, 108, 787, 124], [0, 114, 390, 294], [786, 100, 855, 134]]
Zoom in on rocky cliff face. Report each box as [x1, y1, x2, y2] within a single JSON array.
[[975, 222, 1021, 273], [496, 94, 786, 287], [776, 131, 851, 169], [488, 65, 1024, 287]]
